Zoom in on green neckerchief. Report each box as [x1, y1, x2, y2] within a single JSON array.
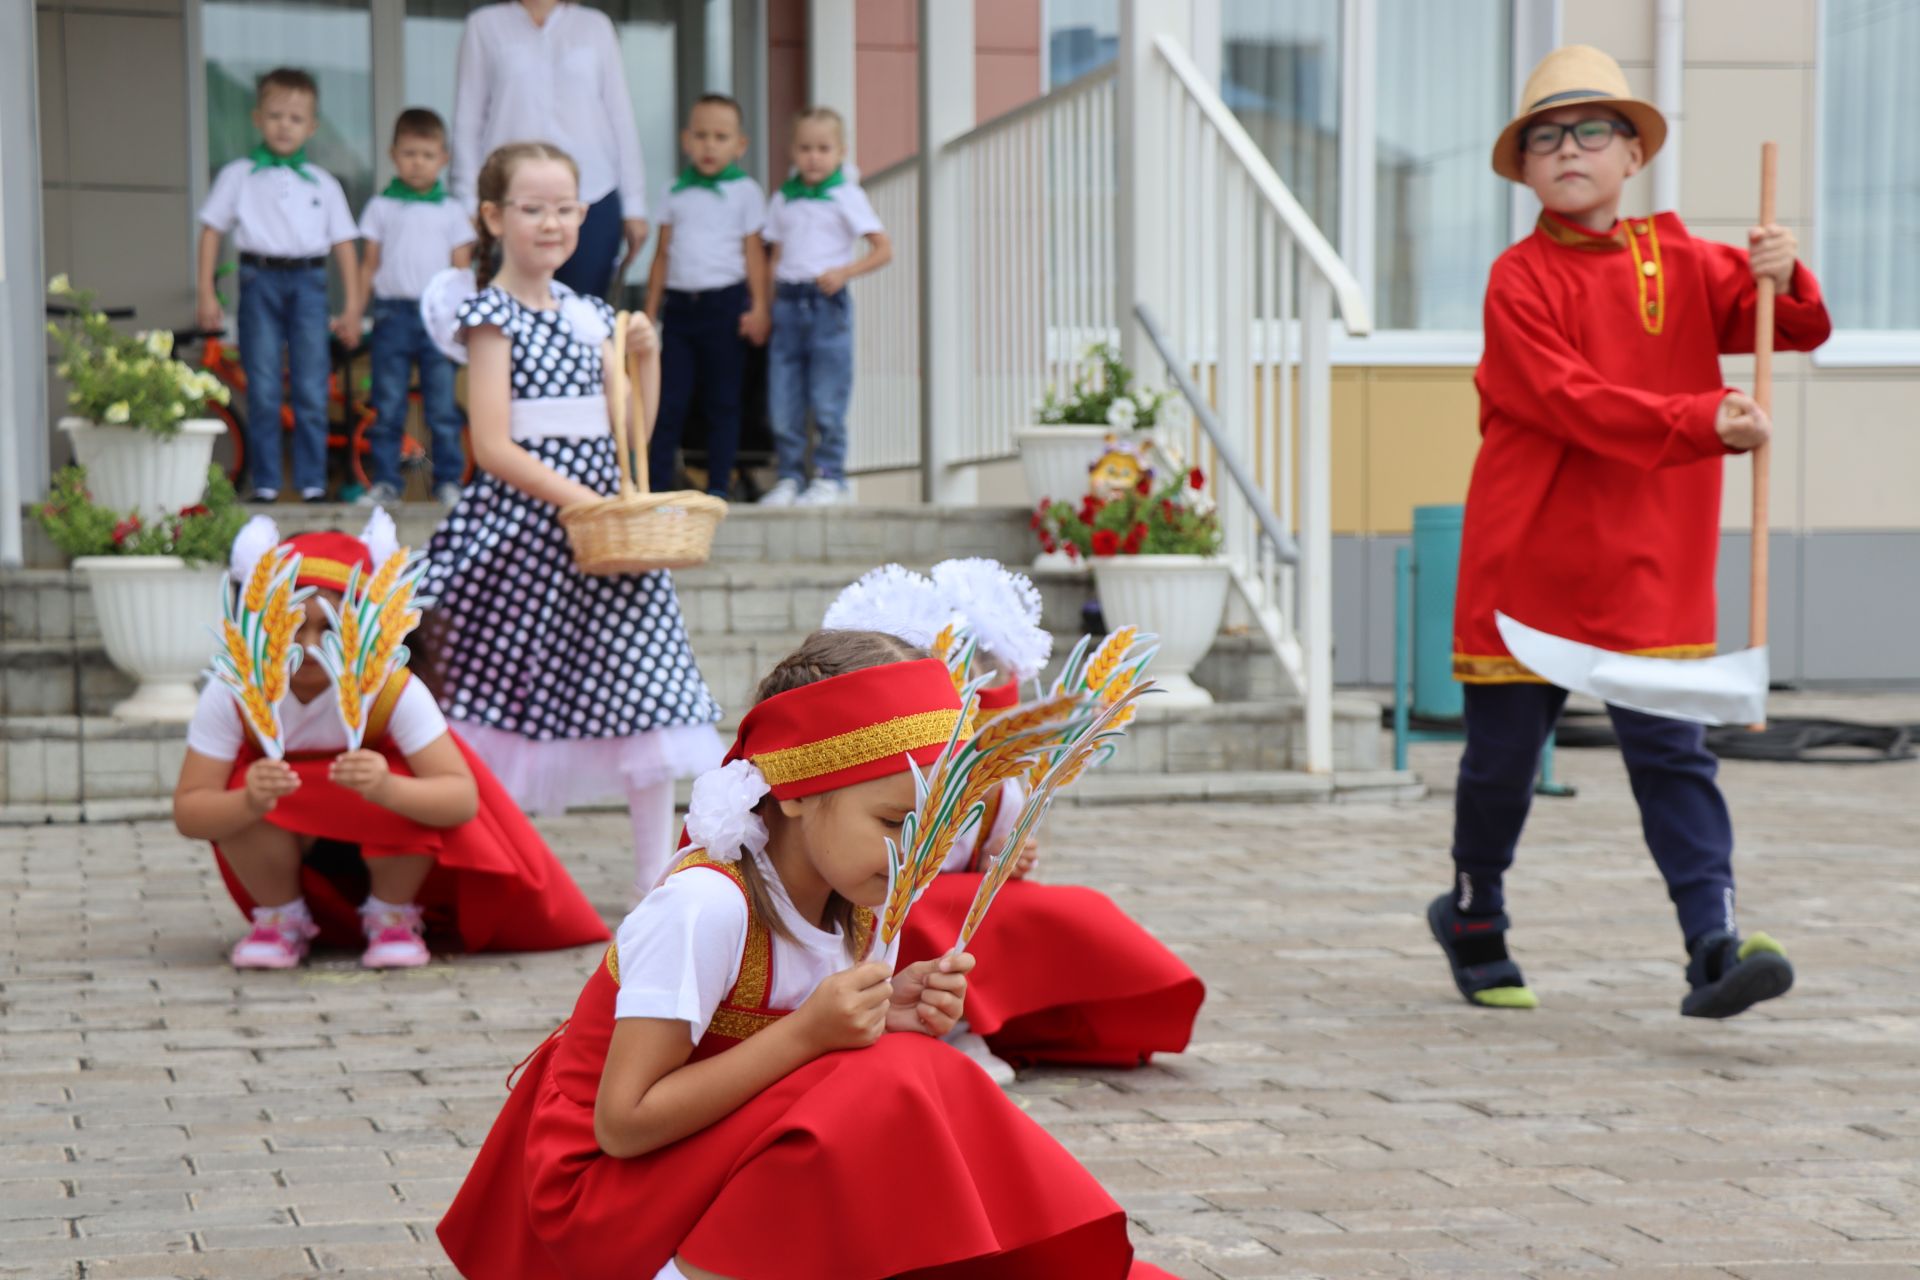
[[249, 143, 317, 183], [779, 167, 845, 201], [381, 177, 447, 204], [672, 163, 747, 193]]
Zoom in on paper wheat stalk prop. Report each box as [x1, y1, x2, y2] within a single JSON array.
[[206, 547, 310, 760], [878, 679, 1094, 946], [314, 549, 429, 750], [951, 633, 1160, 954]]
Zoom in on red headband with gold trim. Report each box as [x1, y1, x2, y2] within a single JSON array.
[[727, 658, 964, 799], [282, 532, 375, 593]]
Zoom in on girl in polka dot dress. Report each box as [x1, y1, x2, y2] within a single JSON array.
[[418, 141, 724, 898]]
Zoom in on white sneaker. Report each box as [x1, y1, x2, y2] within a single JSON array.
[[758, 477, 803, 507], [947, 1029, 1016, 1086], [796, 477, 851, 507], [355, 482, 401, 508], [435, 482, 464, 509]]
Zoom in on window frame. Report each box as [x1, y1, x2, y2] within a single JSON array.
[[1810, 0, 1920, 368], [1328, 0, 1557, 365]]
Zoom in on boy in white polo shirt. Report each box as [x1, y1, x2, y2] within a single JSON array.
[[643, 94, 768, 499], [354, 108, 476, 510], [759, 106, 893, 507], [196, 67, 361, 505]]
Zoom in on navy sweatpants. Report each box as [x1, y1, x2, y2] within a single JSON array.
[[651, 283, 748, 498], [1451, 682, 1737, 947]]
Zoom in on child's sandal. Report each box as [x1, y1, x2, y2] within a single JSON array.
[[1427, 894, 1538, 1010], [1680, 930, 1793, 1019]]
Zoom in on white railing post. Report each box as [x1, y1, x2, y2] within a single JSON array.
[[917, 0, 977, 503], [1299, 272, 1335, 774], [1116, 0, 1185, 374]]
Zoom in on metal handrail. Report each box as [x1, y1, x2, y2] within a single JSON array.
[[941, 62, 1117, 153], [1135, 303, 1299, 566], [1152, 34, 1372, 335]]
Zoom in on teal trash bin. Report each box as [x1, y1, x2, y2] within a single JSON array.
[[1411, 504, 1465, 721]]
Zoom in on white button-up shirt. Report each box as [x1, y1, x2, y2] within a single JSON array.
[[450, 2, 648, 217], [359, 194, 476, 300], [659, 176, 765, 292], [763, 180, 884, 284], [198, 158, 357, 259]]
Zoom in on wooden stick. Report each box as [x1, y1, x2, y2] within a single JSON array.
[[628, 348, 652, 495], [1748, 142, 1778, 730]]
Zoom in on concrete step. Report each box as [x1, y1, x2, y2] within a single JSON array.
[[17, 502, 1039, 571], [1, 640, 133, 717], [1057, 768, 1425, 806]]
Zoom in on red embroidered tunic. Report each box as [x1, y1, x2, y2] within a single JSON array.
[[1454, 210, 1831, 682]]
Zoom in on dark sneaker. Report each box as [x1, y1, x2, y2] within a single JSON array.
[[1427, 894, 1538, 1010], [1681, 930, 1793, 1019]]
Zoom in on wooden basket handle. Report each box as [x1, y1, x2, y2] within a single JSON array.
[[606, 311, 636, 500], [628, 345, 652, 496]]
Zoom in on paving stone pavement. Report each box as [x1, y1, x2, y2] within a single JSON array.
[[2, 692, 1917, 1280]]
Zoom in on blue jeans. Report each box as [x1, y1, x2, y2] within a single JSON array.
[[653, 283, 748, 497], [554, 190, 624, 300], [1450, 682, 1737, 947], [368, 297, 464, 490], [768, 282, 853, 482], [236, 264, 330, 495]]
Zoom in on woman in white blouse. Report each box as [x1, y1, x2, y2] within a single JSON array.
[[451, 0, 649, 299]]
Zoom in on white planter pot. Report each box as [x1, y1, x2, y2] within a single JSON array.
[[1016, 425, 1143, 570], [61, 417, 223, 522], [1090, 555, 1232, 708], [74, 556, 225, 721]]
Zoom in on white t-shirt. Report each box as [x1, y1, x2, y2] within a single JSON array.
[[941, 778, 1027, 873], [451, 1, 648, 215], [359, 194, 475, 301], [185, 677, 449, 761], [763, 181, 884, 284], [199, 158, 358, 260], [612, 850, 897, 1038], [658, 176, 766, 292]]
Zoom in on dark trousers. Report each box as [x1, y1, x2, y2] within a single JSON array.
[[367, 298, 463, 489], [554, 190, 624, 300], [652, 283, 748, 497], [1451, 682, 1737, 947]]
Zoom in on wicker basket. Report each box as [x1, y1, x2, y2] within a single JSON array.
[[560, 311, 728, 575]]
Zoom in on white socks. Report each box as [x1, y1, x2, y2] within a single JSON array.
[[627, 777, 679, 900], [254, 898, 313, 928]]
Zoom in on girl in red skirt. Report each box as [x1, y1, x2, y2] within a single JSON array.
[[437, 630, 1175, 1279], [172, 513, 607, 969], [830, 559, 1206, 1077]]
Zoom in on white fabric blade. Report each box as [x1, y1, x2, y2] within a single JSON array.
[[1495, 612, 1769, 726]]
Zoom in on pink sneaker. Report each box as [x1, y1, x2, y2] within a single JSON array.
[[360, 904, 430, 969], [230, 911, 318, 970]]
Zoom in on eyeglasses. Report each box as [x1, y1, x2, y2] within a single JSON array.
[[1521, 118, 1636, 155], [501, 200, 588, 225]]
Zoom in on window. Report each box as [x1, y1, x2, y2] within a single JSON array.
[[1047, 0, 1119, 89], [1374, 0, 1512, 330], [1819, 0, 1920, 334], [204, 0, 375, 233], [1223, 0, 1520, 337]]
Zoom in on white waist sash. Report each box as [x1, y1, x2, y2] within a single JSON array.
[[510, 395, 608, 442]]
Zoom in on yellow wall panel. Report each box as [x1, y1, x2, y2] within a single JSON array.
[[1363, 369, 1482, 535]]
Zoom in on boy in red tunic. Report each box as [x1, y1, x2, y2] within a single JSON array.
[[1430, 46, 1830, 1019]]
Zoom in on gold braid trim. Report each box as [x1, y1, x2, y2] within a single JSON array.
[[294, 556, 359, 591], [1454, 643, 1717, 685], [363, 669, 411, 744], [750, 710, 962, 788], [707, 1006, 782, 1040]]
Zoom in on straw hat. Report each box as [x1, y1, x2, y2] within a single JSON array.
[[1491, 45, 1667, 183]]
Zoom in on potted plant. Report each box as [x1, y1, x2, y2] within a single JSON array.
[[47, 275, 231, 522], [36, 465, 246, 721], [1017, 343, 1169, 560], [1036, 461, 1228, 707]]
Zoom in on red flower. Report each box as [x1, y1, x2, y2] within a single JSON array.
[[1160, 499, 1177, 523], [179, 503, 211, 519], [1039, 532, 1057, 553], [1063, 541, 1079, 561], [110, 515, 142, 546], [1090, 529, 1120, 557], [1123, 522, 1148, 554], [1079, 495, 1105, 524], [1188, 467, 1205, 490], [1135, 475, 1151, 496]]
